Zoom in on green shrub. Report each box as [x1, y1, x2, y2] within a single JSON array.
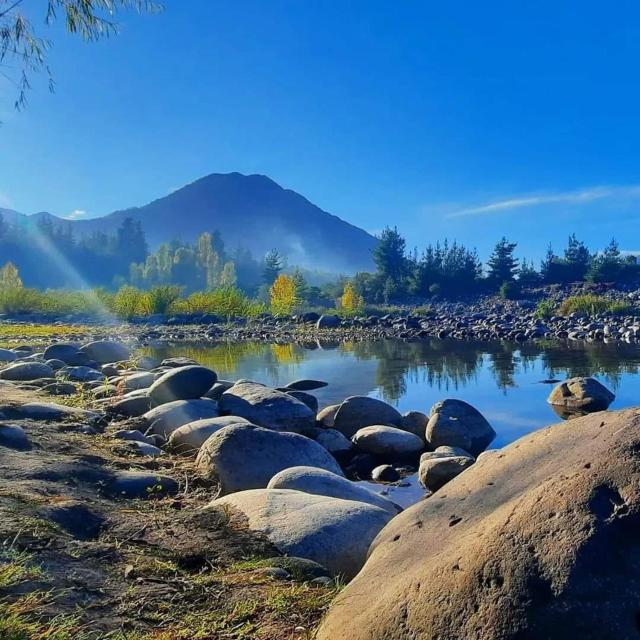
[[558, 294, 634, 317], [534, 299, 557, 319], [499, 280, 520, 300], [179, 287, 265, 318], [146, 286, 182, 314], [112, 286, 149, 320], [0, 287, 43, 314]]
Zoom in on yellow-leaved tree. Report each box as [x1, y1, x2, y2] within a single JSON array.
[[341, 281, 364, 315], [0, 262, 23, 289], [270, 274, 299, 315]]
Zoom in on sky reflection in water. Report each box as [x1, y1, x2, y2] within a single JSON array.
[[142, 338, 640, 448]]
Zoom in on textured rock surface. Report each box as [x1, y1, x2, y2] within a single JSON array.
[[426, 399, 495, 456], [332, 396, 403, 438], [352, 425, 424, 456], [209, 488, 393, 577], [219, 382, 315, 433], [547, 376, 615, 412], [195, 423, 343, 494], [318, 409, 640, 640], [267, 466, 401, 514], [166, 415, 250, 454], [144, 399, 219, 436], [148, 365, 217, 405]]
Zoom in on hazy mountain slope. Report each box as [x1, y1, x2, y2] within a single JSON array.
[[72, 173, 377, 272]]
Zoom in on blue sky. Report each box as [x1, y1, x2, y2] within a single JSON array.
[[1, 0, 640, 261]]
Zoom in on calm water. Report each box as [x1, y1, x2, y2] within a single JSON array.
[[141, 338, 640, 449]]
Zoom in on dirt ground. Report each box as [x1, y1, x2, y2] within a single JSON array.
[[0, 386, 337, 640]]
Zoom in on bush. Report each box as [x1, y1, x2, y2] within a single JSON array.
[[0, 287, 43, 314], [340, 282, 364, 316], [534, 299, 557, 319], [112, 286, 149, 320], [428, 283, 441, 297], [146, 286, 182, 314], [180, 287, 265, 318], [558, 294, 634, 317], [499, 280, 520, 300]]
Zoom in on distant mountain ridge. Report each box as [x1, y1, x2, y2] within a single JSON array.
[[4, 173, 377, 272]]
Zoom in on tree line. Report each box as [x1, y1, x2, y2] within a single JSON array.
[[354, 227, 640, 303]]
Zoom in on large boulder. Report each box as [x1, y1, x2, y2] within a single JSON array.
[[208, 489, 393, 578], [399, 411, 428, 441], [219, 382, 315, 433], [316, 314, 341, 329], [547, 376, 615, 414], [284, 379, 329, 391], [268, 466, 401, 515], [195, 423, 343, 494], [352, 425, 424, 457], [418, 454, 474, 491], [79, 340, 131, 364], [119, 371, 156, 392], [42, 343, 81, 364], [148, 365, 217, 405], [143, 399, 219, 436], [426, 399, 495, 456], [166, 415, 250, 454], [0, 362, 54, 381], [0, 348, 17, 362], [317, 409, 640, 640], [332, 396, 403, 438]]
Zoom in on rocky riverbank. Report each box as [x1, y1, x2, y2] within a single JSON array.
[[4, 285, 640, 348], [0, 336, 632, 639]]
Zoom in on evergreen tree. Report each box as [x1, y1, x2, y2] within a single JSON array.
[[117, 217, 147, 267], [487, 237, 519, 284], [563, 234, 591, 281], [263, 249, 283, 285], [373, 226, 407, 285]]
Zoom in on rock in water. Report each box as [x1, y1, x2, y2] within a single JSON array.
[[208, 489, 393, 577], [219, 382, 315, 433], [352, 425, 424, 457], [267, 466, 401, 514], [547, 376, 615, 413], [332, 396, 403, 438], [317, 408, 640, 640], [284, 379, 329, 391], [426, 399, 495, 456], [79, 341, 131, 364], [418, 454, 474, 491], [196, 423, 343, 494], [148, 365, 217, 405]]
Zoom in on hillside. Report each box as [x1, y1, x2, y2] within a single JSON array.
[[4, 174, 378, 273]]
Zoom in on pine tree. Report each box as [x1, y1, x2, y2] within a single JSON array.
[[373, 226, 407, 285], [487, 237, 519, 284], [263, 249, 283, 285]]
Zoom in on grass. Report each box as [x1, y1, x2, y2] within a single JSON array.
[[0, 323, 90, 348], [0, 551, 44, 589], [557, 294, 635, 317]]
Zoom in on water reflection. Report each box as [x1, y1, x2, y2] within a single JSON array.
[[141, 338, 640, 448]]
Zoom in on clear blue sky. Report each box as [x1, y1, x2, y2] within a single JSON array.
[[2, 0, 640, 261]]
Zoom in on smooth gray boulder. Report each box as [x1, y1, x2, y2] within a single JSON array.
[[333, 396, 403, 438], [352, 425, 424, 456], [317, 404, 340, 428], [107, 395, 151, 417], [148, 365, 218, 405], [0, 424, 31, 450], [209, 489, 393, 577], [547, 376, 615, 413], [0, 348, 17, 362], [0, 402, 99, 422], [426, 399, 495, 456], [286, 390, 318, 413], [166, 415, 250, 454], [316, 315, 341, 329], [143, 399, 219, 436], [204, 380, 234, 401], [219, 382, 315, 433], [268, 466, 401, 515], [400, 411, 429, 441], [418, 455, 474, 491], [284, 379, 328, 391], [314, 428, 353, 456], [42, 343, 81, 364], [196, 423, 343, 494], [120, 371, 155, 391], [61, 366, 105, 382], [0, 362, 54, 381], [79, 341, 131, 364]]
